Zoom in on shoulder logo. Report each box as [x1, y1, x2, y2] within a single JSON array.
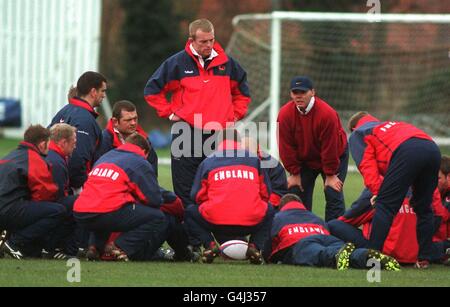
[[184, 70, 194, 74], [59, 119, 65, 123], [219, 65, 226, 71]]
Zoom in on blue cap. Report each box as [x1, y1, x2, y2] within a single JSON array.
[[290, 76, 314, 92]]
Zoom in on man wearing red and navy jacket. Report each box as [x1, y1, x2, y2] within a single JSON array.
[[277, 76, 348, 221], [97, 101, 191, 261], [144, 19, 251, 208], [97, 100, 159, 176], [328, 188, 450, 264], [268, 194, 400, 271], [0, 125, 67, 259], [50, 71, 107, 191], [73, 134, 167, 261], [348, 111, 441, 268], [185, 130, 274, 264], [46, 123, 91, 257]]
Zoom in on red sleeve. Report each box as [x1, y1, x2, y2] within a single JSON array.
[[359, 137, 382, 195], [318, 113, 344, 175], [28, 151, 58, 201], [269, 193, 281, 207], [259, 173, 270, 202], [145, 81, 181, 118], [432, 189, 448, 221], [338, 210, 375, 227], [195, 179, 209, 204], [161, 197, 185, 222], [230, 80, 251, 121], [277, 108, 301, 175]]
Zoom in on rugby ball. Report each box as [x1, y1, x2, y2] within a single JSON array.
[[219, 240, 249, 260]]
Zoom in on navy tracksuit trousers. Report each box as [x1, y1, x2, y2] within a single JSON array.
[[0, 200, 67, 254], [74, 203, 167, 258], [184, 204, 275, 251], [170, 126, 216, 208], [288, 146, 349, 222], [280, 234, 369, 268], [368, 138, 441, 261]]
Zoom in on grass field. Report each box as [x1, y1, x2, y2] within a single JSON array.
[[0, 138, 449, 287]]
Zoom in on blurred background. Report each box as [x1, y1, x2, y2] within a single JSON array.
[[1, 0, 449, 143]]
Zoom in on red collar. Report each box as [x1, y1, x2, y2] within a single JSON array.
[[69, 97, 99, 118], [48, 141, 67, 161], [184, 40, 228, 69], [117, 143, 147, 158], [19, 141, 41, 154], [106, 119, 147, 148], [280, 201, 307, 212], [355, 114, 380, 130]]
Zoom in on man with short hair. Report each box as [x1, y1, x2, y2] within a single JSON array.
[[97, 100, 158, 175], [0, 125, 67, 259], [144, 18, 251, 208], [277, 76, 348, 221], [50, 71, 107, 191], [73, 133, 167, 261], [47, 123, 77, 199], [46, 123, 88, 257]]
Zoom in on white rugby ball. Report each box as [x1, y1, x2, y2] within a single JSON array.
[[219, 240, 249, 260]]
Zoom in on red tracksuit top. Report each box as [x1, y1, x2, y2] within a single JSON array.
[[0, 142, 58, 211], [270, 201, 330, 258], [144, 41, 251, 129], [74, 143, 161, 214], [277, 97, 347, 176], [190, 141, 270, 226], [349, 114, 432, 195]]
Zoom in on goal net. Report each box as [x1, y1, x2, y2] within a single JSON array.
[[227, 12, 450, 156]]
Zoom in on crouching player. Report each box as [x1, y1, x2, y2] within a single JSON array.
[[267, 194, 400, 271], [185, 129, 275, 264], [74, 133, 167, 261]]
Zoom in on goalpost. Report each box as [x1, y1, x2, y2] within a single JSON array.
[[228, 12, 450, 158]]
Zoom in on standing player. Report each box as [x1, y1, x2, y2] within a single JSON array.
[[144, 18, 251, 208], [348, 111, 441, 268], [277, 76, 348, 221]]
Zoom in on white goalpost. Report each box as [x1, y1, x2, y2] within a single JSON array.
[[228, 12, 450, 158]]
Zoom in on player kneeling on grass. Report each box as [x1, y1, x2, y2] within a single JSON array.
[[73, 133, 167, 261], [267, 194, 401, 271], [185, 129, 275, 264]]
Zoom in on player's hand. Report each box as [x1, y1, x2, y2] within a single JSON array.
[[287, 174, 303, 192], [325, 175, 343, 192], [370, 195, 377, 207]]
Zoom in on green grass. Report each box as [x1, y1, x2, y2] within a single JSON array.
[[0, 258, 448, 287], [0, 138, 449, 287]]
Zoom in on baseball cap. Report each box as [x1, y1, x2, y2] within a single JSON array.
[[290, 76, 314, 92]]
